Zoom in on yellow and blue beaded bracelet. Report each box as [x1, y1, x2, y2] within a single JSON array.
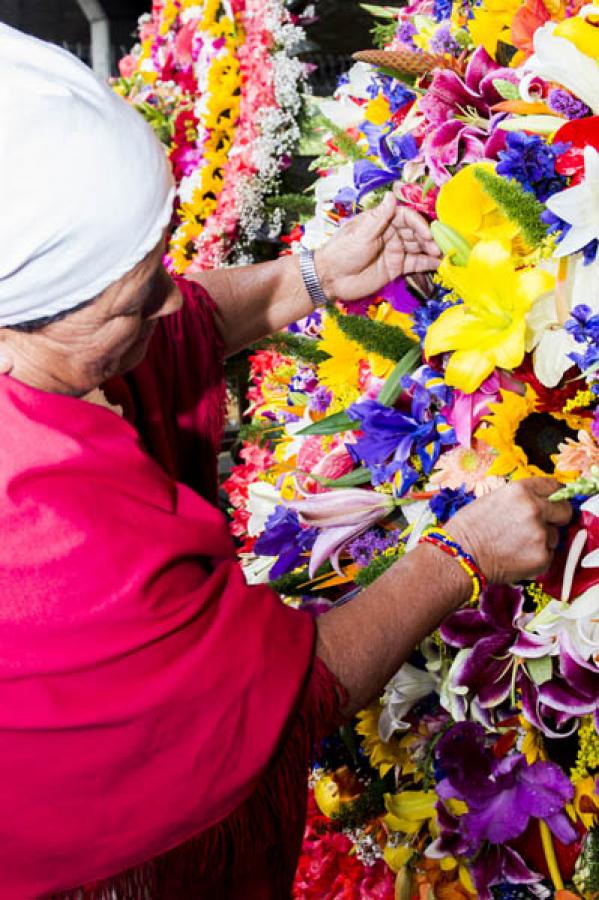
[[418, 526, 487, 604]]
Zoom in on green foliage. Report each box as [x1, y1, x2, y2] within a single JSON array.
[[237, 421, 282, 447], [264, 192, 316, 219], [253, 331, 331, 365], [354, 550, 399, 587], [492, 78, 520, 101], [474, 168, 548, 247], [269, 562, 332, 595], [372, 20, 398, 48], [298, 410, 358, 436], [330, 306, 417, 362], [332, 774, 393, 829]]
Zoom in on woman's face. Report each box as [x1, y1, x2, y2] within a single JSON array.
[[0, 235, 182, 396]]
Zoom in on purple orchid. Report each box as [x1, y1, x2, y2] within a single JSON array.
[[419, 46, 514, 184], [440, 585, 527, 711], [428, 803, 543, 900], [427, 723, 576, 898]]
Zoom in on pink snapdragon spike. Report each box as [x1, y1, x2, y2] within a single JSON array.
[[290, 489, 395, 578]]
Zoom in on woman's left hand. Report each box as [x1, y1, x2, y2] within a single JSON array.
[[315, 192, 441, 303]]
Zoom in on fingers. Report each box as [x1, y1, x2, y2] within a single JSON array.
[[396, 206, 436, 244], [546, 525, 560, 551], [404, 253, 442, 273], [543, 499, 573, 527], [527, 476, 562, 498]]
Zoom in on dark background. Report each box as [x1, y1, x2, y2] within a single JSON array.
[[0, 0, 374, 87]]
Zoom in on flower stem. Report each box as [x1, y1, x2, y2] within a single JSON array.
[[539, 819, 564, 892], [555, 258, 570, 326]]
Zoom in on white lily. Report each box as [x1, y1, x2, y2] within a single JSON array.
[[526, 259, 578, 387], [526, 587, 599, 665], [378, 663, 438, 741], [246, 481, 281, 537], [546, 146, 599, 257], [313, 97, 365, 131], [523, 18, 599, 114], [240, 553, 277, 586]]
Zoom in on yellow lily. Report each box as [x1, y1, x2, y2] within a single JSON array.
[[425, 241, 554, 394], [468, 0, 522, 59], [436, 163, 521, 250], [384, 789, 437, 835]]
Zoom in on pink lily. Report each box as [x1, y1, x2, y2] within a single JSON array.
[[290, 489, 395, 578]]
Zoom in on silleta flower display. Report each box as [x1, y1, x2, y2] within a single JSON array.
[[222, 1, 599, 896], [117, 0, 309, 272]]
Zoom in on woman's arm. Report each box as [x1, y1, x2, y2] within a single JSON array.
[[189, 195, 441, 356], [316, 478, 572, 718]]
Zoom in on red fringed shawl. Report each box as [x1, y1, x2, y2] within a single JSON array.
[[0, 281, 342, 898]]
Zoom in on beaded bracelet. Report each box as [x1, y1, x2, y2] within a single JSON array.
[[418, 527, 487, 604]]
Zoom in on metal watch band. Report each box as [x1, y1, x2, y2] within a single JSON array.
[[299, 248, 330, 309]]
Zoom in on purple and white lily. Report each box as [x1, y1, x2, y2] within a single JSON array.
[[290, 488, 396, 578]]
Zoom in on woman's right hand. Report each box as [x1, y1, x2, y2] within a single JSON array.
[[446, 477, 573, 585]]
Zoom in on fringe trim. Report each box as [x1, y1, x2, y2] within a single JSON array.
[[52, 658, 345, 900]]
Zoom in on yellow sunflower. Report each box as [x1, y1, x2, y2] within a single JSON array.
[[355, 704, 406, 777], [477, 387, 546, 479]]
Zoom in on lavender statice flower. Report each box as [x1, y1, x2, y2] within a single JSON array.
[[496, 132, 567, 202], [396, 21, 418, 50], [309, 385, 333, 415], [347, 527, 399, 567], [548, 88, 591, 120], [430, 23, 460, 56]]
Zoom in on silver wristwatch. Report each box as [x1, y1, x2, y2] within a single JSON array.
[[299, 248, 330, 309]]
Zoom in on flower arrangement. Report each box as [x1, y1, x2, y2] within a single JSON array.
[[116, 0, 309, 272], [223, 1, 599, 896]]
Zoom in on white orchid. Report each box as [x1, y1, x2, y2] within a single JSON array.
[[546, 146, 599, 257]]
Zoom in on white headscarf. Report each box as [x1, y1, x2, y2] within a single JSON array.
[[0, 25, 175, 326]]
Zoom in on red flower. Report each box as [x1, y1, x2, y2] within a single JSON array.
[[554, 116, 599, 185]]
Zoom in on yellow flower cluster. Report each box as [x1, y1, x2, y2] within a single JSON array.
[[169, 4, 244, 273], [571, 715, 599, 781]]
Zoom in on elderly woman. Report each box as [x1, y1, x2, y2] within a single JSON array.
[[0, 24, 571, 900]]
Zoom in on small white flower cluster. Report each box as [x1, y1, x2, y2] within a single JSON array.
[[343, 827, 385, 867]]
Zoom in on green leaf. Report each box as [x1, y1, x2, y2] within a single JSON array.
[[492, 78, 520, 101], [527, 656, 553, 686], [312, 467, 372, 488], [378, 346, 421, 405], [498, 115, 566, 135], [297, 410, 359, 436], [360, 3, 400, 18]]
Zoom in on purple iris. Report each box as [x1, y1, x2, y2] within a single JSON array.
[[427, 723, 576, 898], [254, 506, 317, 579], [496, 132, 567, 202], [353, 131, 419, 202], [412, 289, 459, 344], [366, 75, 415, 114], [346, 388, 456, 493]]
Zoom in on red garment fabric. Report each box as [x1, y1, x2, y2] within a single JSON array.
[[0, 281, 340, 898]]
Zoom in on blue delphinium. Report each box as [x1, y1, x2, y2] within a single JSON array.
[[496, 132, 567, 202], [430, 486, 475, 522], [412, 289, 459, 345], [433, 0, 453, 22], [565, 304, 599, 372]]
